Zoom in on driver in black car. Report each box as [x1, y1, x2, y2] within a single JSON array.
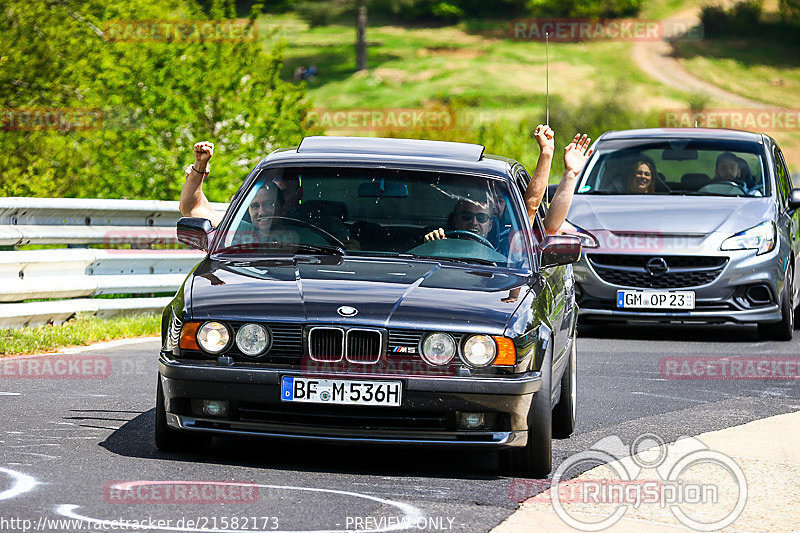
[[423, 198, 494, 244]]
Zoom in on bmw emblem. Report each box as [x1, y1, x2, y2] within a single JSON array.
[[337, 306, 358, 317]]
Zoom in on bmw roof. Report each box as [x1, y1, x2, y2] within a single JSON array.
[[258, 136, 518, 177]]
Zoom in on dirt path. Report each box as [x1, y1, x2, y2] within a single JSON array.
[[631, 8, 768, 108]]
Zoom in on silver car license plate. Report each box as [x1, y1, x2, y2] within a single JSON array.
[[616, 290, 695, 309], [281, 376, 402, 406]]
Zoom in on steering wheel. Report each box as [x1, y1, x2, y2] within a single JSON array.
[[264, 216, 347, 248], [444, 230, 495, 249], [698, 181, 748, 195]]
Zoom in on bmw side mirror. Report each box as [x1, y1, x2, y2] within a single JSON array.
[[177, 217, 214, 251], [540, 235, 581, 268], [789, 188, 800, 211]]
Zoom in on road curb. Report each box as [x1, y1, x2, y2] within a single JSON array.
[[494, 410, 800, 532], [1, 335, 159, 360]]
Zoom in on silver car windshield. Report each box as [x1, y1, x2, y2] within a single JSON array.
[[577, 140, 768, 197], [212, 167, 531, 270]]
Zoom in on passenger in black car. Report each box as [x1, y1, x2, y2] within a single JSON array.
[[179, 141, 356, 247]]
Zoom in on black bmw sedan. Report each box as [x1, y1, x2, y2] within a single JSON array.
[[157, 136, 580, 476]]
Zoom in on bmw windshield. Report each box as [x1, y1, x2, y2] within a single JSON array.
[[212, 167, 531, 270], [576, 139, 769, 197]]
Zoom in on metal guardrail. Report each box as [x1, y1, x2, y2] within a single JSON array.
[[0, 197, 227, 328]]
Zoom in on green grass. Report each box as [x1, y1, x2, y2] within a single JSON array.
[[673, 39, 800, 109], [0, 313, 160, 356], [259, 10, 800, 172], [263, 13, 688, 114], [671, 36, 800, 171]]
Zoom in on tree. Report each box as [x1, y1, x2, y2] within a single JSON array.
[[0, 0, 313, 201], [356, 0, 368, 71]]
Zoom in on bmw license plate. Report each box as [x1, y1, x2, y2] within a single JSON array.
[[281, 376, 402, 406], [616, 290, 695, 309]]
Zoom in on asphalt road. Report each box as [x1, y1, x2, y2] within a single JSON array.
[[2, 324, 799, 533]]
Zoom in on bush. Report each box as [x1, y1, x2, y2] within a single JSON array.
[[528, 0, 645, 18], [700, 0, 763, 37], [779, 0, 800, 24]]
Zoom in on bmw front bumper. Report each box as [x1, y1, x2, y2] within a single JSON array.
[[158, 356, 542, 448]]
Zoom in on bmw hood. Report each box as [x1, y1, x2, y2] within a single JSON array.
[[190, 258, 529, 334]]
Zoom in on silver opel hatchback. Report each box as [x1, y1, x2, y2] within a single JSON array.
[[564, 128, 800, 340]]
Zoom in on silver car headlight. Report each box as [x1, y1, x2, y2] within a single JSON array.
[[461, 335, 497, 367], [235, 323, 270, 356], [420, 333, 456, 366], [561, 220, 599, 248], [720, 221, 776, 255], [197, 321, 230, 354]]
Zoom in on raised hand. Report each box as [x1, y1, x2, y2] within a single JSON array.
[[193, 141, 214, 172], [533, 124, 555, 155], [564, 133, 592, 176]]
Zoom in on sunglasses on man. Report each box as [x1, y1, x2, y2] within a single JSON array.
[[458, 211, 491, 224]]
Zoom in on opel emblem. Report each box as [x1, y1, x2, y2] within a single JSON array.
[[337, 306, 358, 317], [645, 257, 669, 277]]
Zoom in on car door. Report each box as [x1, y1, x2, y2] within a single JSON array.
[[774, 143, 800, 297], [514, 166, 569, 370]]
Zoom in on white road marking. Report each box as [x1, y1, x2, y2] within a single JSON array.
[[57, 482, 426, 533], [0, 468, 38, 500], [16, 452, 58, 460], [0, 392, 20, 396], [630, 391, 706, 403]]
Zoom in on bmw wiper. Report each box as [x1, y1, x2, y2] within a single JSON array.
[[214, 242, 346, 256], [407, 253, 497, 266]]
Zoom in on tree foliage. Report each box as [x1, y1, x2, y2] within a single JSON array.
[[0, 0, 311, 202]]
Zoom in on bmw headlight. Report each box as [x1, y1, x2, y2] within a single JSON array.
[[196, 321, 230, 354], [235, 323, 270, 356], [461, 335, 497, 367], [561, 220, 599, 248], [720, 221, 776, 255], [421, 333, 456, 366]]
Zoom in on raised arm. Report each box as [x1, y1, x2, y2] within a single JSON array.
[[544, 134, 592, 235], [523, 124, 555, 224], [179, 141, 223, 228]]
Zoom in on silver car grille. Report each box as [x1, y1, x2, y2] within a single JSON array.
[[588, 254, 728, 289]]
